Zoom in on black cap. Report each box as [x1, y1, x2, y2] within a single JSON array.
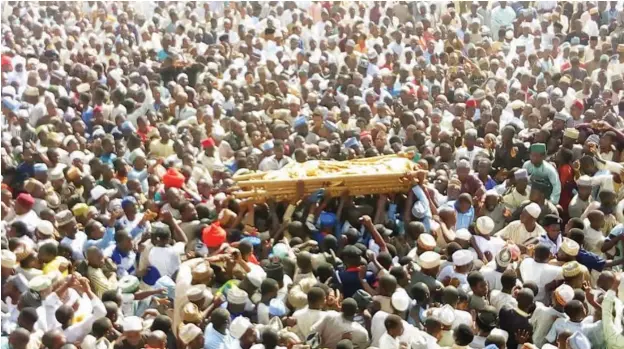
[[530, 175, 553, 197], [541, 214, 562, 227]]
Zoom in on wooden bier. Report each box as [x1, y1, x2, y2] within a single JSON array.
[[232, 153, 419, 202]]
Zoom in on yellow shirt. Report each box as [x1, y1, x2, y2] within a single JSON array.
[[149, 139, 176, 159], [42, 256, 69, 277]]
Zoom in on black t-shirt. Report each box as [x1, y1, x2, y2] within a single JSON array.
[[499, 305, 532, 349]]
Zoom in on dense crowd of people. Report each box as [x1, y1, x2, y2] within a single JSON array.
[[3, 1, 624, 349]]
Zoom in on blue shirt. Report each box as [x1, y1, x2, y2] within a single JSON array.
[[483, 176, 497, 191], [336, 268, 375, 298], [537, 233, 562, 255], [100, 153, 117, 167], [412, 186, 432, 232], [128, 168, 149, 193], [110, 247, 137, 277], [576, 249, 606, 272], [82, 106, 94, 125], [157, 50, 170, 62], [455, 204, 475, 231], [204, 323, 236, 349], [84, 227, 116, 251]]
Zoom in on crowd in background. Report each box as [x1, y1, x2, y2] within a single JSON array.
[[3, 1, 624, 349]]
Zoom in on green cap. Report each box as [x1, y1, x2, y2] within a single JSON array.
[[530, 143, 546, 154]]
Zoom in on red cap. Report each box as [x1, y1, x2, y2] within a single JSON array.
[[572, 99, 584, 110], [162, 168, 185, 189], [360, 131, 371, 140], [201, 138, 216, 148], [202, 222, 226, 248], [93, 105, 103, 114], [16, 193, 34, 208], [466, 99, 477, 108], [1, 55, 12, 69]]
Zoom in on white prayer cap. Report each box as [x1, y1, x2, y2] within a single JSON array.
[[434, 304, 456, 326], [70, 151, 86, 163], [247, 265, 267, 288], [416, 251, 440, 269], [576, 175, 592, 187], [524, 203, 541, 219], [391, 291, 411, 312], [76, 83, 90, 93], [62, 135, 77, 147], [554, 284, 575, 306], [514, 169, 528, 180], [510, 100, 525, 110], [90, 185, 114, 201], [505, 30, 514, 40], [230, 316, 252, 339], [417, 233, 436, 251], [2, 86, 16, 97], [476, 216, 495, 235], [28, 275, 52, 292], [179, 323, 202, 345], [560, 238, 580, 257], [1, 250, 16, 268], [122, 316, 143, 332], [452, 250, 473, 267], [227, 286, 248, 305], [455, 228, 472, 241], [551, 88, 563, 98], [186, 286, 206, 302], [491, 328, 509, 342], [36, 220, 55, 236], [108, 68, 122, 82], [49, 167, 64, 181]]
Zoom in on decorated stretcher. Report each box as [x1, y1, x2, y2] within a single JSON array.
[[232, 153, 420, 201]]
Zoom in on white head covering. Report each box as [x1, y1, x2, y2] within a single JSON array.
[[28, 275, 52, 292], [452, 250, 473, 267], [230, 316, 252, 339], [122, 316, 143, 332], [227, 287, 248, 305], [560, 238, 580, 257], [247, 265, 267, 288], [576, 175, 592, 187], [476, 216, 495, 235], [455, 228, 472, 241], [36, 220, 55, 236], [391, 291, 410, 312], [524, 203, 541, 219], [434, 304, 456, 326], [1, 250, 16, 268], [554, 284, 575, 305], [418, 251, 441, 269]]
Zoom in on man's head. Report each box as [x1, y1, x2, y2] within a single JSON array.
[[541, 214, 562, 241], [467, 271, 488, 297], [211, 308, 231, 334]]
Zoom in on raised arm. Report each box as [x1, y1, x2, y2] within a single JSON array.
[[360, 215, 387, 252]]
